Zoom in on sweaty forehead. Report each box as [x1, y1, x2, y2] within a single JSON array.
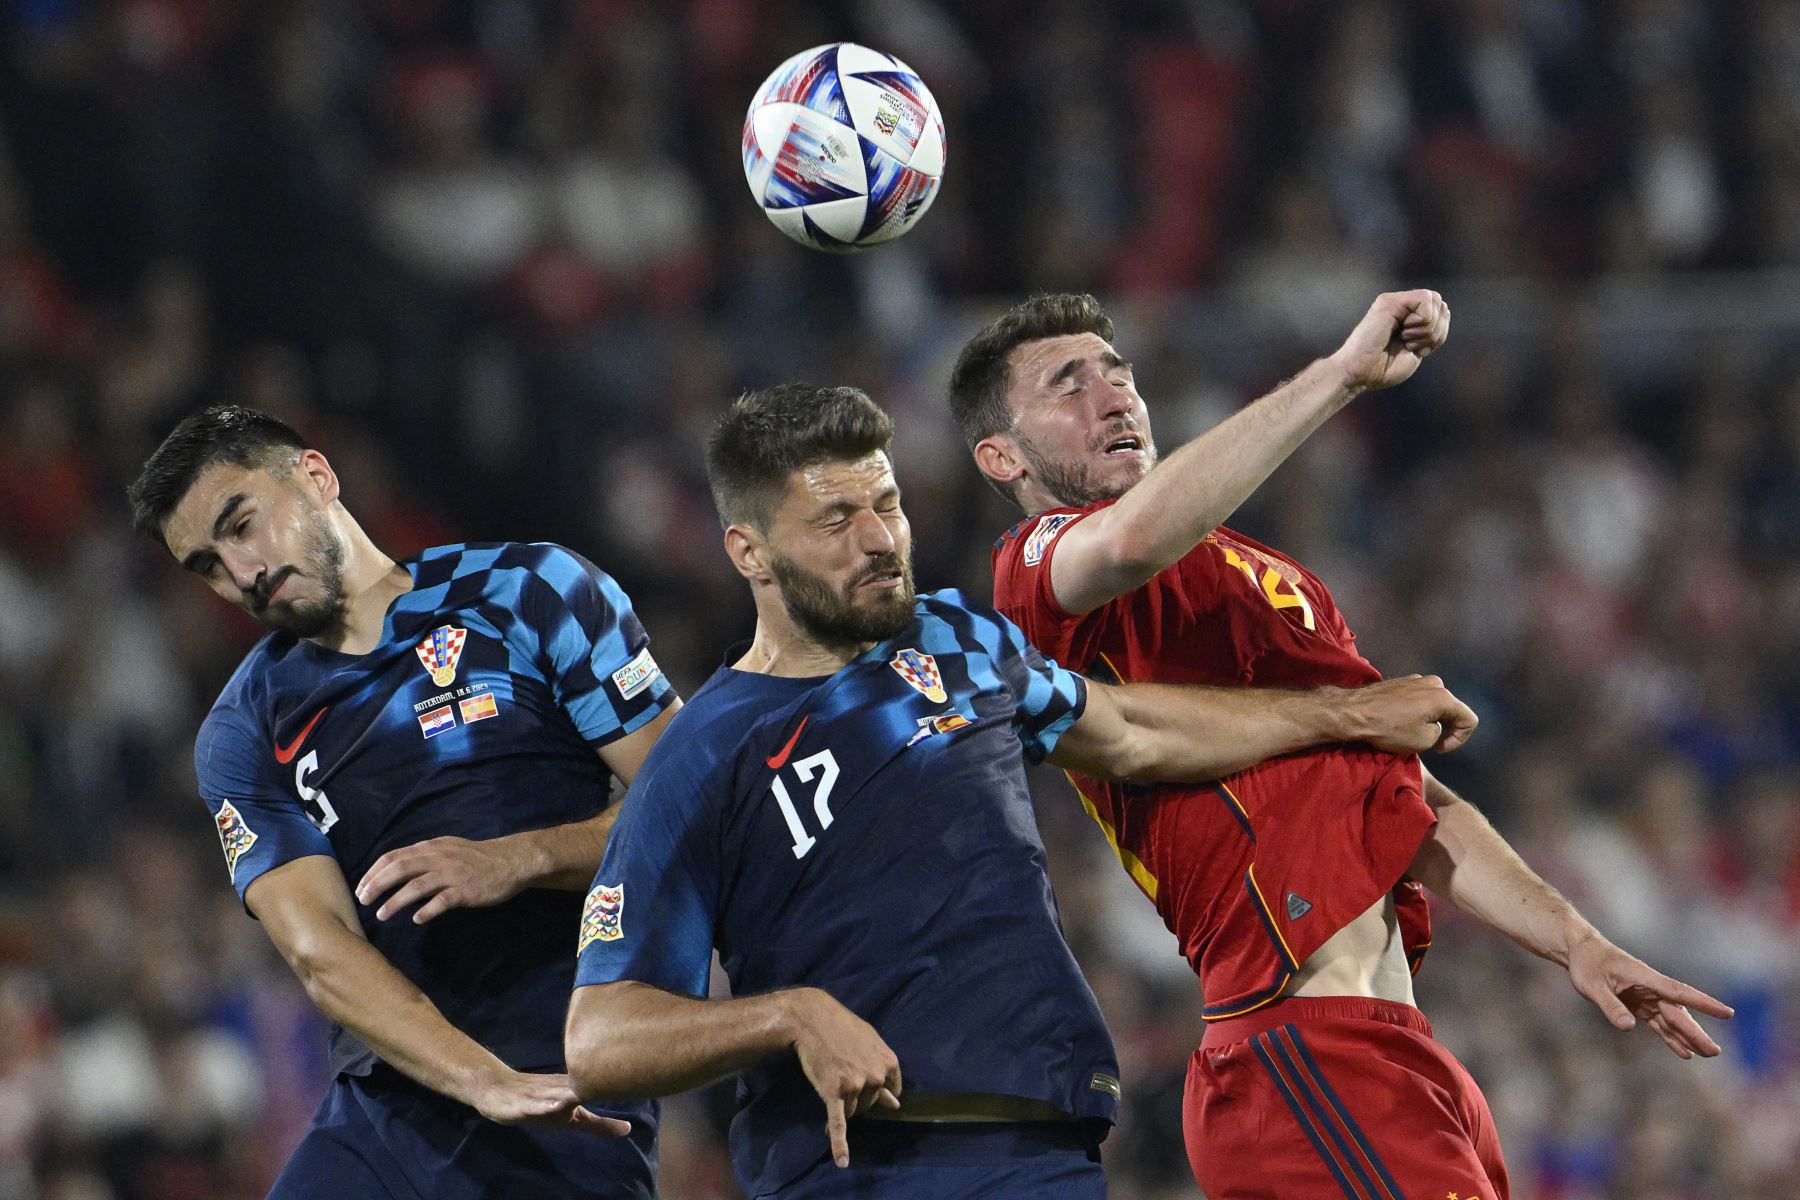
[[782, 452, 896, 511], [1008, 333, 1120, 390]]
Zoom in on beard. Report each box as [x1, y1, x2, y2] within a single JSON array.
[[1018, 429, 1157, 508], [768, 546, 917, 650], [251, 508, 346, 639]]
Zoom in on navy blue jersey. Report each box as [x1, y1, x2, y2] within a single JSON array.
[[576, 589, 1121, 1196], [196, 542, 677, 1078]]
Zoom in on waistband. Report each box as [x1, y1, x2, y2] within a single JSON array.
[[1201, 996, 1432, 1049], [862, 1092, 1074, 1124], [843, 1118, 1097, 1163]]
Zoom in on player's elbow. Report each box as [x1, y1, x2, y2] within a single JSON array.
[[565, 991, 636, 1099]]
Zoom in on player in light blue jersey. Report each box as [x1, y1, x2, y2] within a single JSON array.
[[129, 406, 681, 1198], [564, 384, 1479, 1198]]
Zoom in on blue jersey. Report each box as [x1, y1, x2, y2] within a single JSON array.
[[576, 589, 1121, 1196], [196, 542, 677, 1079]]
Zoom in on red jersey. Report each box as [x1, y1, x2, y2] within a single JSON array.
[[992, 502, 1437, 1018]]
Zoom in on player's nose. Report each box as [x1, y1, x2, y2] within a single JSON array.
[[849, 508, 897, 553]]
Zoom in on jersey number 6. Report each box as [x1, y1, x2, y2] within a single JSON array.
[[769, 750, 840, 860]]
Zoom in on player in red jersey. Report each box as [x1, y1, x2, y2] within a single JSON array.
[[949, 292, 1734, 1200]]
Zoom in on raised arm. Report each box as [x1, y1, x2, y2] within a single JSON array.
[[1407, 767, 1734, 1059], [1049, 672, 1477, 783], [357, 704, 683, 921], [1051, 290, 1450, 615], [567, 982, 899, 1169], [247, 855, 627, 1135]]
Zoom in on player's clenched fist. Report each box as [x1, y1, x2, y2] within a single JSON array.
[[1327, 673, 1478, 754], [1328, 289, 1451, 394], [781, 987, 902, 1168]]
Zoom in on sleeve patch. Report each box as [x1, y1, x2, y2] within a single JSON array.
[[1022, 513, 1080, 567], [579, 883, 625, 953], [214, 800, 259, 882], [610, 647, 662, 701]]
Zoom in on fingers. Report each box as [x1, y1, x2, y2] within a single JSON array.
[[569, 1107, 634, 1139], [371, 873, 445, 922], [875, 1087, 901, 1110], [825, 1096, 849, 1168], [1578, 977, 1639, 1032], [1395, 290, 1449, 357], [1648, 1004, 1721, 1059], [411, 889, 462, 924], [355, 848, 425, 907], [1433, 694, 1479, 752], [1634, 973, 1735, 1020]]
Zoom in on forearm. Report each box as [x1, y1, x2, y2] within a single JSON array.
[[287, 922, 515, 1103], [1058, 682, 1348, 782], [493, 809, 616, 891], [566, 981, 800, 1099], [1408, 775, 1598, 966], [1105, 358, 1356, 570]]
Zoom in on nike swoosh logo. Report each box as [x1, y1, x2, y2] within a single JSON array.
[[273, 707, 328, 765], [765, 716, 809, 770]]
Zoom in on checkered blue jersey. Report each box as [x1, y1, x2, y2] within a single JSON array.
[[575, 589, 1120, 1197], [195, 542, 677, 1082]]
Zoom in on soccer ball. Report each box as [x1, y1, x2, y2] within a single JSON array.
[[741, 43, 946, 252]]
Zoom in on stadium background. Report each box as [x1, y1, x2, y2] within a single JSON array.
[[1, 0, 1796, 1196]]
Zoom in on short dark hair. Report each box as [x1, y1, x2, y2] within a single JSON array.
[[128, 405, 309, 547], [707, 384, 896, 530], [946, 293, 1115, 454]]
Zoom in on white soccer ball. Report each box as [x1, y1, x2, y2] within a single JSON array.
[[741, 42, 946, 252]]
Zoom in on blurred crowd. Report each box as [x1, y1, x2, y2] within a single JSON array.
[[0, 0, 1796, 1197]]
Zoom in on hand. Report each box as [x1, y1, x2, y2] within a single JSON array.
[[473, 1069, 633, 1139], [1329, 290, 1451, 394], [1328, 674, 1478, 754], [783, 988, 902, 1168], [1565, 932, 1734, 1060], [356, 835, 530, 923]]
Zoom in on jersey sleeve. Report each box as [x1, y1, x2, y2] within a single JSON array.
[[194, 704, 334, 904], [574, 737, 720, 998], [961, 600, 1088, 764], [991, 510, 1092, 664], [519, 545, 678, 747]]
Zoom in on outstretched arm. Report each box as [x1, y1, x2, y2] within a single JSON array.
[[567, 981, 900, 1169], [248, 856, 629, 1135], [1407, 768, 1734, 1059], [1049, 672, 1477, 784], [358, 704, 682, 921], [1050, 290, 1451, 615]]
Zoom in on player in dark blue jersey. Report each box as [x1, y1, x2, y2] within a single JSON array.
[[128, 406, 681, 1199], [564, 384, 1478, 1199]]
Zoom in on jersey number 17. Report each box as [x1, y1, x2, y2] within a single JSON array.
[[769, 750, 840, 859]]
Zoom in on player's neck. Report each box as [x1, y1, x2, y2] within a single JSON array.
[[735, 609, 867, 678], [308, 524, 411, 656]]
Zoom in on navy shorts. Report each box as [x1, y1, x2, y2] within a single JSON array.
[[762, 1120, 1106, 1199], [269, 1067, 656, 1200]]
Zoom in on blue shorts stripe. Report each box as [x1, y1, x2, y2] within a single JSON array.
[[1251, 1035, 1366, 1200], [1284, 1025, 1410, 1200], [1268, 1031, 1383, 1200]]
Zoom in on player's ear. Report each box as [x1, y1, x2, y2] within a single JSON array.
[[722, 523, 771, 584], [296, 449, 341, 506], [974, 435, 1025, 490]]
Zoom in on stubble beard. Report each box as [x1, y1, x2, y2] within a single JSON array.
[[255, 509, 347, 640], [1018, 433, 1156, 509], [768, 548, 917, 651]]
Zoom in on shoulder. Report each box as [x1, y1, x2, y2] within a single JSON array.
[[630, 671, 771, 800], [913, 590, 1025, 656]]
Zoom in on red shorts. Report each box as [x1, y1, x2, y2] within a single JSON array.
[[1184, 997, 1509, 1200]]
